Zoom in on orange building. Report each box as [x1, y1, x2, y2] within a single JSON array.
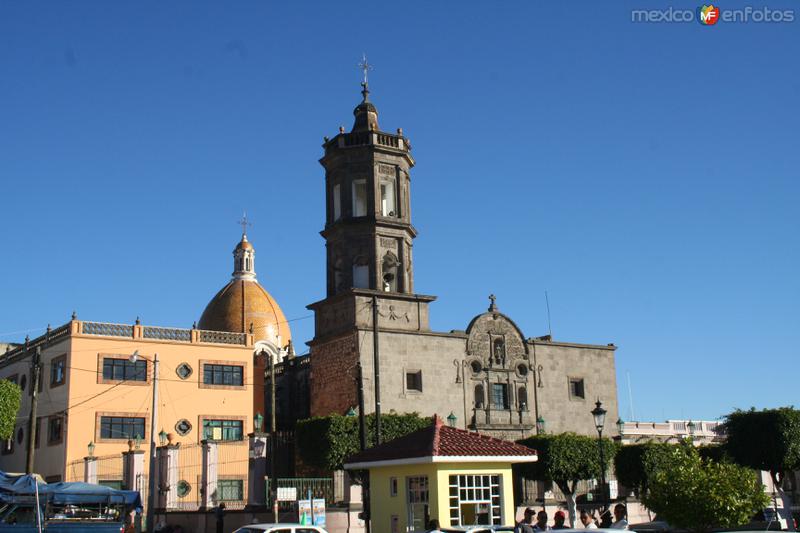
[[0, 232, 290, 508]]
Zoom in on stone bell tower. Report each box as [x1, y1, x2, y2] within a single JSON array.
[[320, 81, 417, 298], [308, 72, 437, 416]]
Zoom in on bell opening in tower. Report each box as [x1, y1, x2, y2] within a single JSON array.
[[380, 180, 396, 217], [352, 179, 367, 217]]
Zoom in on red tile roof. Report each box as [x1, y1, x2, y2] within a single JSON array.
[[344, 415, 537, 466]]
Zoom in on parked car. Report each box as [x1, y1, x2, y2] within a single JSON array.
[[233, 524, 329, 533], [442, 526, 515, 533]]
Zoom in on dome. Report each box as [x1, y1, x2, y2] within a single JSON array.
[[235, 236, 254, 251], [197, 279, 291, 346], [198, 233, 291, 346]]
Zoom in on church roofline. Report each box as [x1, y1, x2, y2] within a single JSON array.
[[527, 338, 618, 351]]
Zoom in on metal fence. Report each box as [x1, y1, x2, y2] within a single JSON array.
[[215, 441, 249, 510], [65, 454, 124, 486], [267, 477, 334, 509], [172, 443, 203, 511]]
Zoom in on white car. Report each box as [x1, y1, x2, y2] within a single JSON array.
[[233, 524, 328, 533]]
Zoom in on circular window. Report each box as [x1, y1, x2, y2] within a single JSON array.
[[19, 375, 27, 392], [470, 360, 482, 374], [177, 480, 191, 498], [175, 419, 192, 436], [517, 364, 529, 377], [16, 427, 23, 444], [176, 363, 193, 380]]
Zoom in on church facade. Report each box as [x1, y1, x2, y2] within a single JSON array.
[[307, 83, 620, 440]]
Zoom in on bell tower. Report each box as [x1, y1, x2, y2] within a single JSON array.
[[308, 68, 436, 345], [320, 77, 417, 296]]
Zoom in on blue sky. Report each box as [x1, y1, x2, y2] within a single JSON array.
[[1, 1, 797, 423]]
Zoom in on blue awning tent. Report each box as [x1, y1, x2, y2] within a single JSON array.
[[0, 472, 141, 508]]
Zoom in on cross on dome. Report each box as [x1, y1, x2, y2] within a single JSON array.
[[238, 212, 252, 238]]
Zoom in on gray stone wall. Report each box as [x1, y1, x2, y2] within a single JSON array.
[[313, 322, 620, 441], [532, 341, 619, 437]]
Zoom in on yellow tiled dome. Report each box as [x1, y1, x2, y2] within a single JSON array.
[[198, 234, 291, 346]]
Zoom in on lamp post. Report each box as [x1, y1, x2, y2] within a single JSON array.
[[446, 412, 457, 427], [130, 350, 159, 533], [687, 420, 696, 444], [591, 400, 607, 513], [536, 416, 546, 435], [616, 418, 625, 441], [87, 441, 95, 457]]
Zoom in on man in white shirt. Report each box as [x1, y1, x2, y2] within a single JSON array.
[[610, 504, 628, 530], [580, 510, 598, 529]]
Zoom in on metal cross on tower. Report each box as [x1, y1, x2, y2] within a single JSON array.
[[358, 53, 373, 87], [238, 212, 252, 237]]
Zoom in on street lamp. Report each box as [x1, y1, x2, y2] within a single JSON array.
[[616, 418, 625, 437], [346, 407, 357, 417], [591, 400, 608, 513], [87, 441, 95, 458], [536, 416, 546, 435], [157, 430, 167, 447], [254, 412, 264, 432], [446, 412, 457, 427], [130, 350, 159, 533]]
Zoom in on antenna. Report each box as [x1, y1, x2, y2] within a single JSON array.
[[544, 291, 553, 338], [626, 371, 635, 421]]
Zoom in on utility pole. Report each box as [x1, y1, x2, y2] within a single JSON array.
[[269, 350, 278, 524], [371, 295, 381, 445], [143, 353, 159, 533], [356, 362, 366, 451], [25, 346, 42, 474]]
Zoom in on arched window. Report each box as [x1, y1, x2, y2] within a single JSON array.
[[474, 384, 484, 409], [518, 387, 528, 410]]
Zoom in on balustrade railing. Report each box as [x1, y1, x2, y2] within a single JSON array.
[[198, 330, 247, 345], [82, 321, 133, 338], [142, 326, 191, 342]]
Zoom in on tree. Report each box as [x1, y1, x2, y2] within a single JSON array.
[[643, 444, 769, 533], [724, 407, 800, 531], [296, 412, 430, 472], [0, 379, 22, 440], [518, 433, 616, 527], [614, 441, 675, 499]]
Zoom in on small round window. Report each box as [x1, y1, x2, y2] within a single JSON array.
[[175, 419, 192, 436], [16, 427, 24, 444], [177, 480, 191, 498], [19, 375, 27, 392], [470, 360, 482, 374], [176, 363, 193, 380], [517, 364, 529, 377]]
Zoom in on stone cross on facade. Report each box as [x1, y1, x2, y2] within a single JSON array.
[[488, 294, 498, 312]]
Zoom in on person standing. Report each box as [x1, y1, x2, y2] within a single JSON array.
[[552, 511, 568, 530], [610, 504, 628, 530], [534, 510, 551, 532], [215, 502, 226, 533], [580, 510, 598, 529], [517, 508, 535, 533]]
